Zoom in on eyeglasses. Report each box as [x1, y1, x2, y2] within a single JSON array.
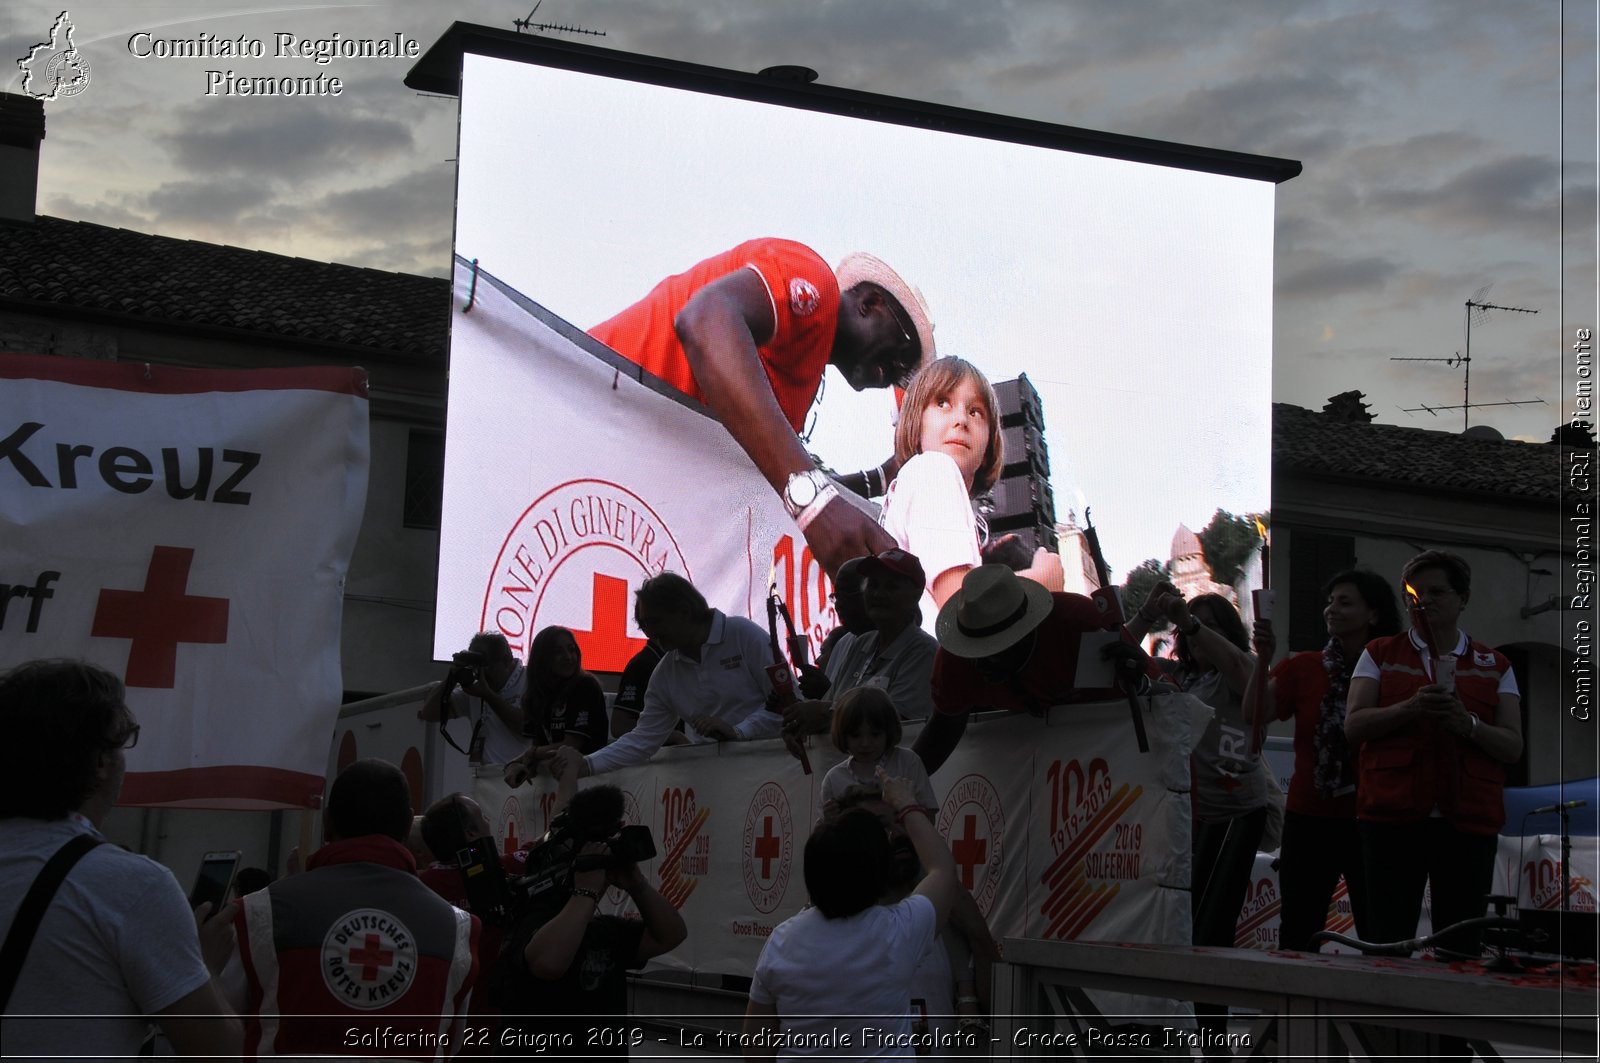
[[109, 723, 140, 750], [879, 297, 920, 386], [883, 307, 921, 385]]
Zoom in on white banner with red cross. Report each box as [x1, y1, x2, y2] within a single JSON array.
[[434, 259, 852, 674], [474, 694, 1207, 1009], [0, 354, 368, 809], [1233, 833, 1599, 955]]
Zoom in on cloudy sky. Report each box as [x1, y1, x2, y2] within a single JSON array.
[[8, 2, 1596, 454]]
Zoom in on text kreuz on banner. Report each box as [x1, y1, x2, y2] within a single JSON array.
[[0, 355, 368, 809]]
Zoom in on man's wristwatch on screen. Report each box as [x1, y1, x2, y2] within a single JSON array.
[[782, 469, 839, 531]]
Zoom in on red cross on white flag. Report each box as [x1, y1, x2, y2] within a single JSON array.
[[1, 354, 368, 809]]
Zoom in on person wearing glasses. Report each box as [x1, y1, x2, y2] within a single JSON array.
[[589, 239, 936, 577], [1345, 550, 1523, 955], [0, 659, 240, 1059]]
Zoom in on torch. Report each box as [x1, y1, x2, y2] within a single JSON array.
[[1081, 506, 1147, 752], [764, 572, 812, 775], [1249, 517, 1272, 756], [1404, 582, 1453, 691]]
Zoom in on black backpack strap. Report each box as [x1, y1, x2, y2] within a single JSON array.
[[0, 833, 105, 1013]]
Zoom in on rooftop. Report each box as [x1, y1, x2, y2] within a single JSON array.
[[1272, 402, 1567, 504], [0, 216, 449, 360]]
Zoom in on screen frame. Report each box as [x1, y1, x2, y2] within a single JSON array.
[[407, 22, 1300, 187]]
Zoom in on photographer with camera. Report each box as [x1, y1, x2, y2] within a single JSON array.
[[419, 632, 526, 767], [417, 793, 524, 1044], [494, 748, 686, 1059]]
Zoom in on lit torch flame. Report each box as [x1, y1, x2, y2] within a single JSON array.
[[1403, 582, 1438, 656], [1253, 517, 1267, 540]]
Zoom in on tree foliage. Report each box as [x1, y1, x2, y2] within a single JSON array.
[[1122, 558, 1172, 627], [1198, 509, 1265, 588]]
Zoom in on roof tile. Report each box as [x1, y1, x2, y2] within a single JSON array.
[[0, 216, 448, 359], [1273, 402, 1563, 503]]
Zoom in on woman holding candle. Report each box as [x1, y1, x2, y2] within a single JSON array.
[[1345, 550, 1523, 954], [1246, 570, 1401, 952]]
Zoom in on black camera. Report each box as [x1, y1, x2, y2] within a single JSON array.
[[438, 650, 489, 720], [448, 648, 487, 687], [454, 787, 656, 927]]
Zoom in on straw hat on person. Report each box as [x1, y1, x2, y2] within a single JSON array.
[[835, 252, 936, 374], [935, 564, 1054, 659]]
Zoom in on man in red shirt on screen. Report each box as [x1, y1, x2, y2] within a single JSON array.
[[590, 238, 936, 577]]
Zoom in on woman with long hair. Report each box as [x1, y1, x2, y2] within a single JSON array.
[[519, 626, 608, 756], [1246, 570, 1400, 951]]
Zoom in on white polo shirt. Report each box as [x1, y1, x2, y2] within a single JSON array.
[[584, 610, 782, 775]]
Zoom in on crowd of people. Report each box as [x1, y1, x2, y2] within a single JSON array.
[[0, 232, 1528, 1058], [0, 540, 1524, 1059]]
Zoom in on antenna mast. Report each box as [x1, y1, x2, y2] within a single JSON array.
[[1391, 286, 1540, 429], [513, 2, 606, 38]]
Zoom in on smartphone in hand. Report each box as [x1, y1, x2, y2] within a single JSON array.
[[189, 850, 241, 911]]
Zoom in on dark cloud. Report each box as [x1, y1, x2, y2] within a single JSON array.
[[306, 164, 454, 240], [142, 177, 278, 226], [163, 106, 413, 177], [1341, 132, 1490, 184], [1367, 154, 1563, 237], [1278, 252, 1398, 299], [1244, 9, 1436, 89], [1135, 71, 1358, 157], [596, 0, 1012, 106], [342, 237, 452, 277], [987, 0, 1263, 86], [37, 192, 149, 230]]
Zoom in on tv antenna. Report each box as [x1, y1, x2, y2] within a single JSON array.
[[513, 2, 606, 38], [1391, 286, 1539, 429]]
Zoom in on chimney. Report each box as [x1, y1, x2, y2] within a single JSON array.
[[0, 93, 46, 224]]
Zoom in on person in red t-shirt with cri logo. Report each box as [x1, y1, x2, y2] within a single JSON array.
[[590, 237, 936, 579]]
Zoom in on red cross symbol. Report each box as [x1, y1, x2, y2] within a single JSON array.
[[753, 814, 781, 878], [91, 546, 229, 688], [570, 573, 646, 673], [349, 933, 394, 981], [951, 813, 988, 891]]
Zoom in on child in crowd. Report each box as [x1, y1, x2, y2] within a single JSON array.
[[821, 687, 936, 813], [882, 356, 1063, 634]]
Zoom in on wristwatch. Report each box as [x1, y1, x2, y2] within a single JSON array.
[[782, 469, 832, 519]]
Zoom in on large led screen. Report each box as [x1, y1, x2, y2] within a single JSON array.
[[434, 41, 1290, 669]]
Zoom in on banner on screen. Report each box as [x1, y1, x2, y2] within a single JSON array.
[[0, 354, 368, 809], [439, 260, 844, 668]]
